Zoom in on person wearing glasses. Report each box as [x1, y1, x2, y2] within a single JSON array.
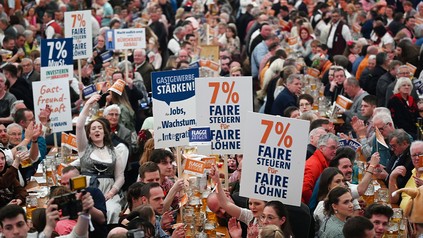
[[302, 133, 339, 204], [389, 140, 423, 210], [385, 65, 420, 107], [384, 129, 414, 189]]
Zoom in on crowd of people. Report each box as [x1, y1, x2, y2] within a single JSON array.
[[0, 0, 422, 237]]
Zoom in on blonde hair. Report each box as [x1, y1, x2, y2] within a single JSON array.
[[260, 225, 285, 238]]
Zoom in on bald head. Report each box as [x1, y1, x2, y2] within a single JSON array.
[[367, 46, 379, 55]]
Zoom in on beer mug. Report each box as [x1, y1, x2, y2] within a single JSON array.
[[204, 222, 216, 237], [363, 183, 375, 205], [375, 188, 389, 204], [26, 195, 37, 220], [17, 146, 32, 168], [388, 208, 403, 234]]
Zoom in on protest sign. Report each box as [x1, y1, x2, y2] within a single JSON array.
[[32, 78, 73, 133], [189, 127, 211, 146], [108, 79, 126, 95], [195, 77, 252, 154], [64, 10, 92, 59], [339, 139, 361, 150], [151, 68, 199, 148], [106, 28, 146, 50], [239, 112, 309, 206], [184, 158, 205, 176], [40, 38, 73, 81]]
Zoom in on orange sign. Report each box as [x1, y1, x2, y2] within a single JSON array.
[[406, 63, 417, 76], [184, 158, 205, 175], [306, 68, 320, 78], [335, 95, 353, 110], [61, 132, 69, 147], [66, 133, 78, 151], [109, 79, 126, 95], [201, 157, 216, 169]]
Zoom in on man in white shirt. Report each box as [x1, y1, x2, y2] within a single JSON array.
[[326, 9, 352, 57]]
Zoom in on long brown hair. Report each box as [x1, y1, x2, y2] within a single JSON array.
[[139, 138, 155, 165], [85, 119, 114, 148]]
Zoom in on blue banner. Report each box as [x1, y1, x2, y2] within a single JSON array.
[[152, 68, 199, 105], [40, 38, 73, 67]]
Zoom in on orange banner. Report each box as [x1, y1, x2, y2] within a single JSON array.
[[184, 158, 205, 175]]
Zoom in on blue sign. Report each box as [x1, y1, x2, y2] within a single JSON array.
[[82, 84, 97, 98], [339, 139, 362, 150], [152, 68, 199, 105], [189, 127, 211, 143], [41, 38, 73, 67]]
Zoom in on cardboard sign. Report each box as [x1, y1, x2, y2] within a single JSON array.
[[64, 10, 93, 59], [108, 79, 126, 95], [33, 78, 72, 133], [195, 77, 253, 154], [239, 112, 309, 206], [184, 158, 205, 176]]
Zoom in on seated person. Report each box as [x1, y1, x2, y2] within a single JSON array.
[[389, 141, 423, 210], [0, 148, 28, 207]]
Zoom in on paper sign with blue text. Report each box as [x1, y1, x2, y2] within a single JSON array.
[[195, 77, 252, 154], [32, 78, 73, 133], [40, 38, 73, 81], [106, 28, 146, 50], [239, 112, 309, 206], [64, 10, 93, 59], [151, 68, 199, 148]]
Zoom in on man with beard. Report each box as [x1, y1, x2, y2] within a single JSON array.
[[308, 147, 381, 210]]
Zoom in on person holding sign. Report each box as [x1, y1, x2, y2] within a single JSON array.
[[73, 94, 126, 224], [210, 164, 266, 237]]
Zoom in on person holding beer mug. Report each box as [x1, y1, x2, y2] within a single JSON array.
[[0, 148, 28, 207]]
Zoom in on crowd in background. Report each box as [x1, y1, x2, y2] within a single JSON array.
[[0, 0, 423, 237]]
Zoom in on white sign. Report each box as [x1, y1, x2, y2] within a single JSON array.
[[239, 112, 309, 206], [195, 77, 252, 154], [64, 10, 93, 59], [151, 68, 199, 148], [107, 28, 146, 50], [32, 78, 73, 133]]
